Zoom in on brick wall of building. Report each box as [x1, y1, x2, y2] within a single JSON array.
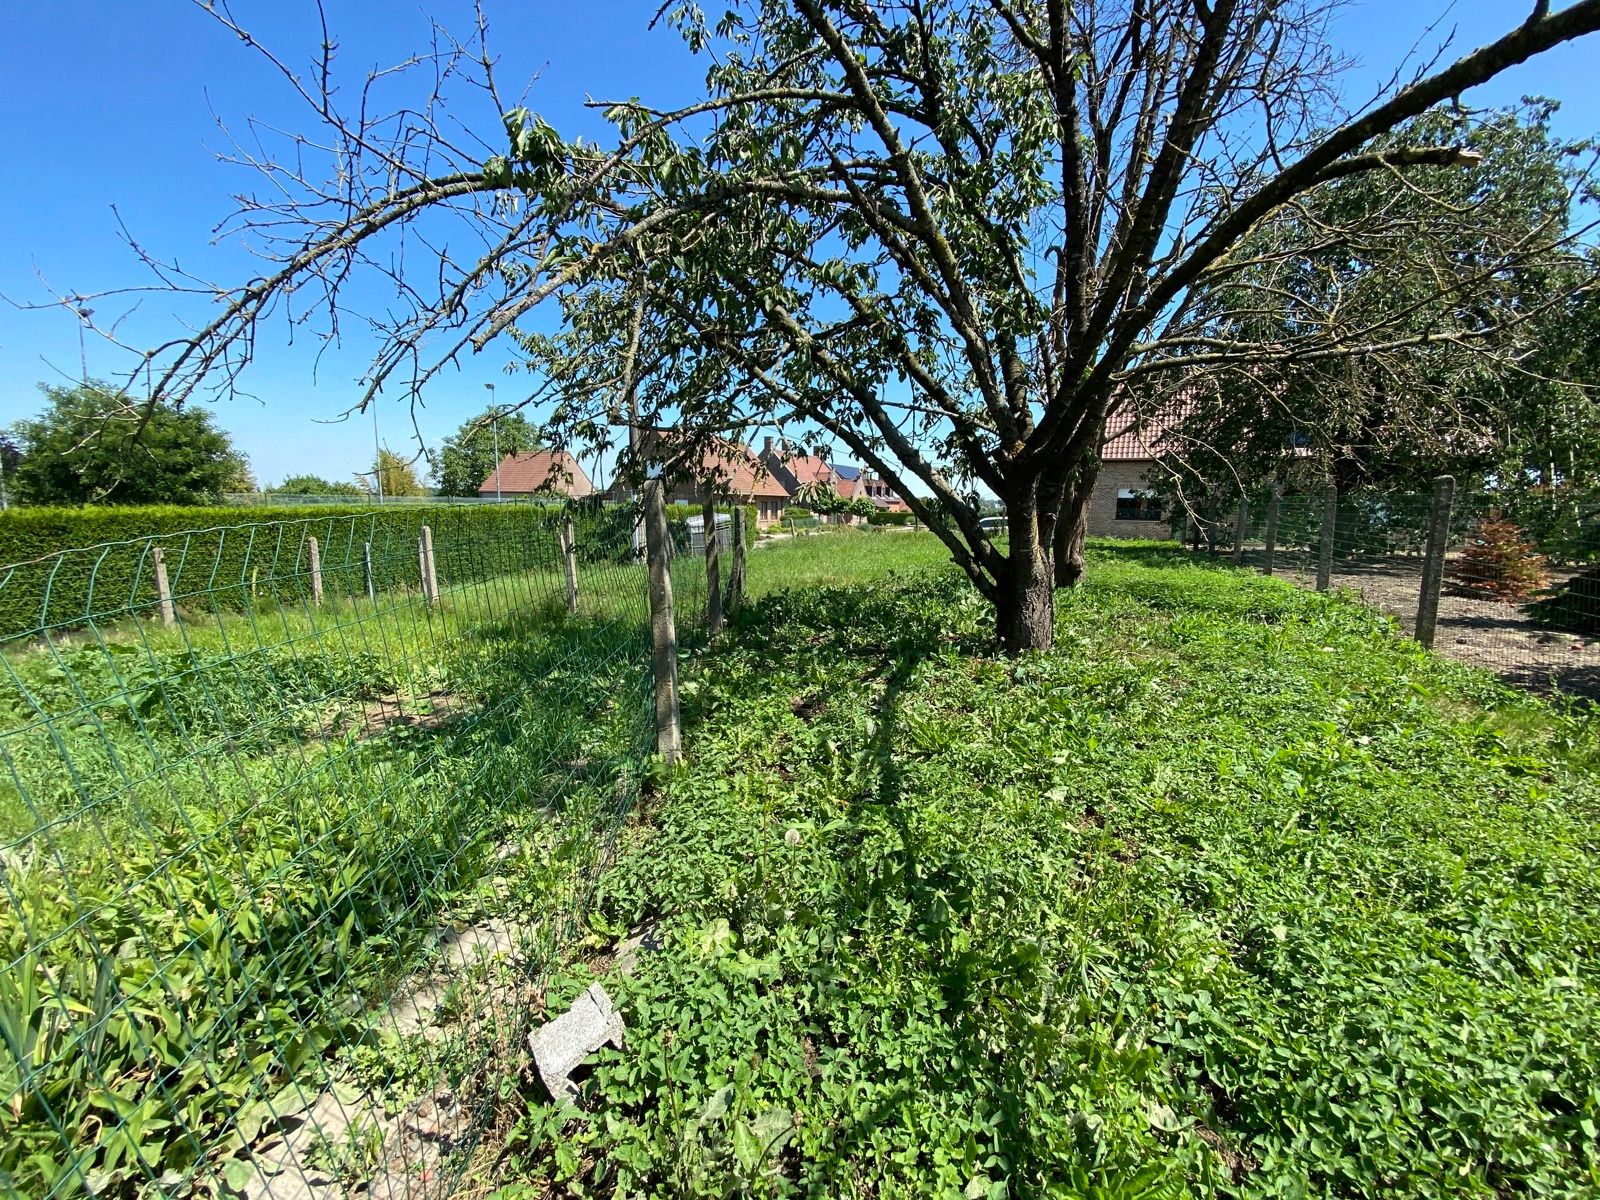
[[1085, 460, 1172, 539]]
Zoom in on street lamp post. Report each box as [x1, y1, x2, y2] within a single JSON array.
[[485, 382, 501, 502]]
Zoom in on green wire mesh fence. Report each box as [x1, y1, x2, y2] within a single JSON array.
[[1184, 483, 1600, 698], [0, 503, 708, 1199]]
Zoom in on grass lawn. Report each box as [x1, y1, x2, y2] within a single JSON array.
[[511, 535, 1600, 1198]]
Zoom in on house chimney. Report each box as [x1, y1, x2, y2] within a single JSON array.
[[762, 436, 775, 458]]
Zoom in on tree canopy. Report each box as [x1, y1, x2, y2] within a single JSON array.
[[269, 473, 366, 497], [8, 382, 251, 506], [372, 448, 426, 498], [1150, 102, 1600, 500], [433, 406, 542, 496], [85, 0, 1600, 648]]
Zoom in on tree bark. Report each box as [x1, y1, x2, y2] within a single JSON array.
[[997, 492, 1056, 653], [1053, 459, 1099, 588]]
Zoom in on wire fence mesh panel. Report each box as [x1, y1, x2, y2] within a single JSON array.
[[1197, 484, 1600, 699], [0, 503, 690, 1199]]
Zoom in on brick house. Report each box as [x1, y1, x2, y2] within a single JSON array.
[[1086, 411, 1172, 539], [478, 450, 593, 499], [608, 430, 791, 526], [840, 468, 911, 515]]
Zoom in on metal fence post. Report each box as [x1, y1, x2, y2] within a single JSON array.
[[419, 525, 440, 606], [561, 513, 580, 614], [363, 541, 376, 602], [726, 506, 747, 614], [307, 535, 324, 607], [703, 489, 723, 636], [644, 480, 682, 763], [1416, 474, 1457, 649], [1232, 497, 1249, 565], [1261, 484, 1283, 576], [1316, 486, 1337, 592], [151, 546, 176, 627]]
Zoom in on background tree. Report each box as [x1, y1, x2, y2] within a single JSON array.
[[81, 0, 1600, 649], [9, 381, 250, 506], [1150, 103, 1599, 510], [433, 406, 542, 496], [268, 473, 366, 497], [372, 448, 425, 498]]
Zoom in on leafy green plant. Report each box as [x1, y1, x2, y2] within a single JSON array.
[[499, 540, 1600, 1197]]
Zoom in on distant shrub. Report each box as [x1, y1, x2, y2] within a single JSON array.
[[1448, 514, 1550, 601], [867, 510, 914, 526]]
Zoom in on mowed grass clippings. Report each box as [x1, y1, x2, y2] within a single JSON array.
[[504, 540, 1600, 1199]]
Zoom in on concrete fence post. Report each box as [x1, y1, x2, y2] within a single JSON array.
[[151, 546, 176, 627], [726, 507, 747, 614], [643, 480, 682, 764], [560, 513, 580, 614], [1261, 484, 1283, 576], [1316, 486, 1338, 592], [419, 525, 440, 607], [703, 489, 723, 636], [363, 541, 376, 602], [1232, 498, 1250, 566], [307, 536, 324, 607], [1415, 474, 1457, 649]]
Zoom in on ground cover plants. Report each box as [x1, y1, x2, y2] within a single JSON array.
[[505, 537, 1600, 1198], [0, 537, 708, 1197]]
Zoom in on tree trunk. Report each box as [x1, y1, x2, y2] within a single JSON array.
[[1053, 459, 1099, 588], [996, 494, 1055, 653]]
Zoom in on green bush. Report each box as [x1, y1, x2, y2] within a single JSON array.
[[866, 510, 914, 526]]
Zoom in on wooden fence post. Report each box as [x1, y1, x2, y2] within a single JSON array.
[[1260, 485, 1282, 576], [1231, 497, 1249, 566], [726, 507, 747, 615], [643, 480, 682, 764], [419, 525, 440, 607], [560, 513, 579, 614], [1415, 474, 1456, 650], [307, 536, 324, 606], [703, 489, 723, 636], [363, 541, 375, 602], [151, 546, 176, 627], [1316, 486, 1338, 592]]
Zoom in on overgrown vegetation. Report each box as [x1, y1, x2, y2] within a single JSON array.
[[0, 545, 704, 1197], [504, 538, 1600, 1197]]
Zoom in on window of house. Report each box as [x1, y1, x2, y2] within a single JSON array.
[[1114, 488, 1162, 521]]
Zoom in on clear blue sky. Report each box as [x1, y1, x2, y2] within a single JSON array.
[[2, 1, 1596, 489]]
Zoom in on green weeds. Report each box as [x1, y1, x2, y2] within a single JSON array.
[[0, 554, 680, 1197], [507, 544, 1600, 1198]]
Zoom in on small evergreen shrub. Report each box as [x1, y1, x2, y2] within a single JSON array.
[[1448, 514, 1550, 601]]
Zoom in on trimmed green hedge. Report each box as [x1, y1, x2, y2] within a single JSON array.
[[867, 510, 915, 526], [0, 500, 758, 640]]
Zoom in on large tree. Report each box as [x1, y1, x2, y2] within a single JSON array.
[[1149, 102, 1599, 501], [8, 381, 251, 506], [89, 0, 1600, 649], [433, 406, 542, 496]]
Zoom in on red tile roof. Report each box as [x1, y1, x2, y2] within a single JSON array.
[[634, 430, 790, 499], [479, 450, 593, 497]]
